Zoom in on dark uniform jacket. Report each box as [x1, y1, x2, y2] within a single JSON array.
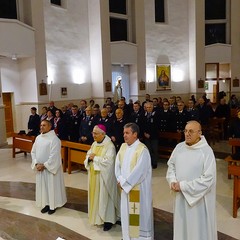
[[142, 110, 160, 139], [68, 113, 81, 142], [79, 115, 94, 144]]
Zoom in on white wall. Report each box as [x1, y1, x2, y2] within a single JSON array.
[[1, 59, 21, 104], [144, 0, 190, 94], [43, 0, 92, 101]]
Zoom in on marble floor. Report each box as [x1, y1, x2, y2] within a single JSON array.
[[0, 140, 239, 240]]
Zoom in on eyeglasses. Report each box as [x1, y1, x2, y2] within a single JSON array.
[[92, 132, 100, 135], [183, 129, 200, 135]]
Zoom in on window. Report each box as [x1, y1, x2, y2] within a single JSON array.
[[109, 0, 131, 42], [51, 0, 61, 6], [0, 0, 17, 19], [205, 23, 226, 45], [109, 0, 126, 14], [205, 0, 230, 45], [155, 0, 165, 23], [205, 0, 226, 20], [110, 18, 128, 42]]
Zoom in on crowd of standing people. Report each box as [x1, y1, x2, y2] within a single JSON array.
[[29, 93, 240, 239]]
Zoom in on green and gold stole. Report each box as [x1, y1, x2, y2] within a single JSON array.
[[118, 142, 146, 238]]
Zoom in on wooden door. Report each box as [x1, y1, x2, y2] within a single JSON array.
[[3, 93, 14, 137]]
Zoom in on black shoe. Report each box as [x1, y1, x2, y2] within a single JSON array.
[[116, 220, 121, 226], [48, 209, 56, 215], [41, 205, 50, 213], [152, 164, 157, 169], [103, 222, 113, 231]]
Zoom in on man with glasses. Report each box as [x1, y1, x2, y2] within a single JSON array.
[[166, 120, 217, 240], [84, 124, 120, 231]]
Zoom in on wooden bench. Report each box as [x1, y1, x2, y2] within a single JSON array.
[[224, 138, 240, 179], [62, 141, 91, 174], [61, 140, 68, 172], [228, 164, 240, 218], [158, 131, 182, 159], [12, 133, 36, 158]]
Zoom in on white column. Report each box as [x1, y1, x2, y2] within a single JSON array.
[[231, 0, 240, 93], [88, 0, 111, 104], [0, 68, 7, 147], [188, 0, 205, 96]]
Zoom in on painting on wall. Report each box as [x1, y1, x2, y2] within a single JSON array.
[[156, 64, 171, 90], [61, 87, 68, 98]]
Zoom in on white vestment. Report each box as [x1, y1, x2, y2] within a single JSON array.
[[166, 136, 217, 240], [84, 135, 120, 225], [31, 130, 67, 210], [115, 139, 154, 240]]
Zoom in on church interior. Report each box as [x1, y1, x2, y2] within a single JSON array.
[[0, 0, 240, 239]]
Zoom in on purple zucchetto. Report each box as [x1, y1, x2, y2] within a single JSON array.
[[97, 124, 106, 133]]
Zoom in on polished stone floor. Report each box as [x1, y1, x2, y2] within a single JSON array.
[[0, 140, 239, 240]]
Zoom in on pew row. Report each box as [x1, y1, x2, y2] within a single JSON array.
[[228, 164, 240, 218], [61, 141, 91, 174], [224, 138, 240, 179], [158, 131, 182, 159], [12, 133, 36, 158]]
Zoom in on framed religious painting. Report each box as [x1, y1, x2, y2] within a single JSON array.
[[61, 87, 68, 98], [156, 64, 171, 90]]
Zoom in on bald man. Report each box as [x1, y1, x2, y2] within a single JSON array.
[[166, 121, 217, 240]]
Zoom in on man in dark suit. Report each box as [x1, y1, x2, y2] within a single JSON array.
[[142, 102, 160, 169], [27, 107, 40, 136]]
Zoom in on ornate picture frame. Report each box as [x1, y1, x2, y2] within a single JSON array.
[[156, 64, 171, 90]]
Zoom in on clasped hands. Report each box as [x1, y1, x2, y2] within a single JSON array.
[[35, 163, 45, 172], [117, 182, 123, 190], [171, 182, 181, 192], [88, 153, 96, 163]]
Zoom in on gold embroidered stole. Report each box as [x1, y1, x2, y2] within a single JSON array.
[[89, 143, 105, 223], [118, 142, 145, 238]]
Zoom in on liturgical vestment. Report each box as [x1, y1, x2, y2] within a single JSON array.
[[166, 136, 217, 240], [84, 135, 120, 225], [31, 130, 67, 210], [115, 139, 153, 240]]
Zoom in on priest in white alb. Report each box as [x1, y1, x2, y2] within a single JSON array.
[[31, 119, 67, 215], [166, 120, 217, 240], [84, 124, 120, 231], [115, 122, 154, 240]]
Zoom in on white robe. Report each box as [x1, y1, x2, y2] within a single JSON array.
[[115, 139, 154, 240], [166, 136, 217, 240], [84, 135, 120, 225], [31, 130, 67, 210]]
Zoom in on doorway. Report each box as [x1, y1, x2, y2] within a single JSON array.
[[205, 63, 231, 104], [3, 93, 14, 137]]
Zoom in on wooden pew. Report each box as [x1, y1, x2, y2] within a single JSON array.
[[224, 138, 240, 179], [228, 164, 240, 218], [12, 133, 36, 158], [62, 141, 91, 174], [61, 140, 68, 172], [158, 131, 182, 159]]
